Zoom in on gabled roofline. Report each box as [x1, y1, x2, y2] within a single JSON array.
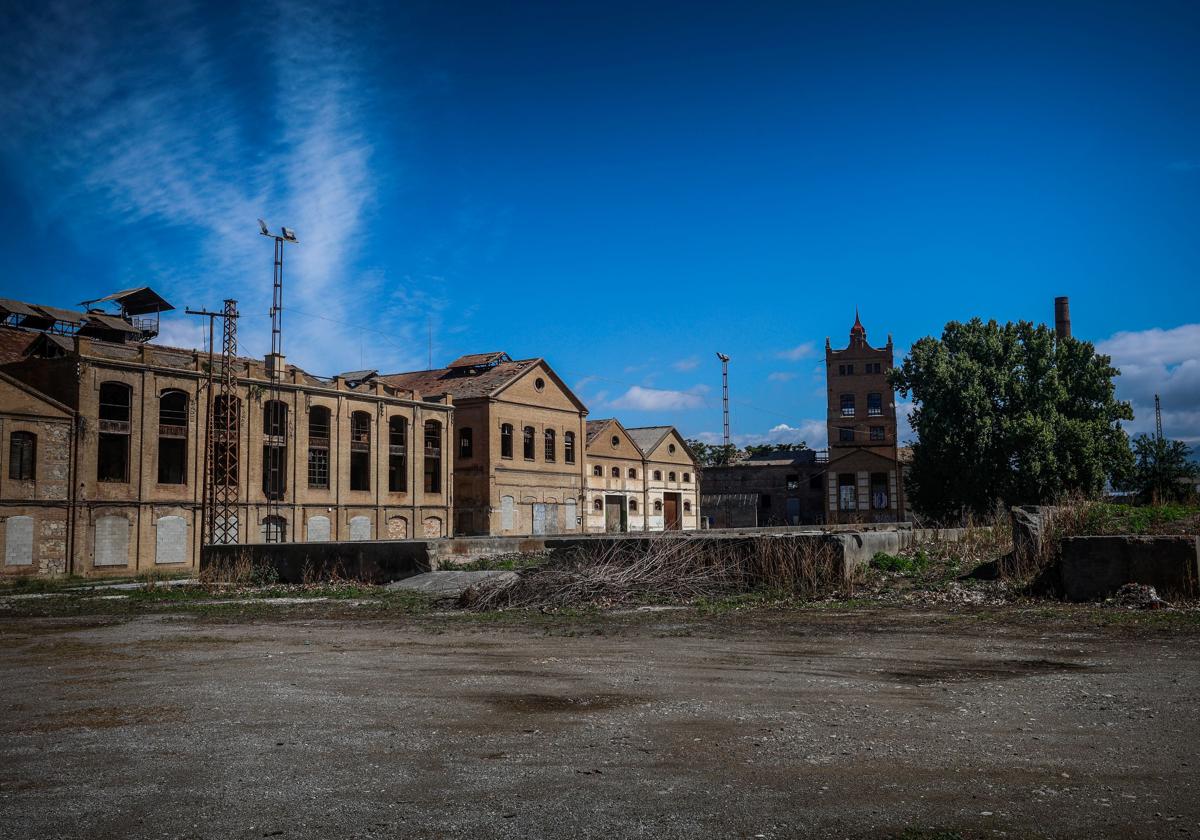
[[0, 369, 74, 416], [489, 358, 590, 414]]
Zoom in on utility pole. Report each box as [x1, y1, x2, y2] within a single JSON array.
[[258, 220, 298, 542], [716, 352, 731, 448], [186, 302, 240, 546]]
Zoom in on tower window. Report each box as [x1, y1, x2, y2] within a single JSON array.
[[870, 426, 885, 441], [840, 394, 855, 417], [867, 392, 882, 416]]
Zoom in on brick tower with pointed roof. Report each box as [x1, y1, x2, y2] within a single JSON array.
[[824, 312, 905, 523]]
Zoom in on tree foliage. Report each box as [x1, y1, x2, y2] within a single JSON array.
[[685, 440, 808, 467], [1124, 434, 1198, 503], [889, 318, 1134, 521]]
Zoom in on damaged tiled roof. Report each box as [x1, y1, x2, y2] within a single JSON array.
[[586, 419, 615, 443], [379, 358, 539, 401], [0, 327, 38, 364]]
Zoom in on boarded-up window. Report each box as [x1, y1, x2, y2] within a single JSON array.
[[564, 499, 577, 530], [500, 495, 515, 531], [4, 515, 33, 566], [387, 516, 408, 540], [9, 433, 35, 481], [349, 515, 372, 541], [213, 514, 238, 545], [94, 515, 129, 566], [422, 516, 443, 538], [155, 516, 187, 564], [307, 515, 331, 542], [261, 516, 286, 543]]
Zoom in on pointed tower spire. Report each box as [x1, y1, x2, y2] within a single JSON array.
[[850, 308, 866, 342]]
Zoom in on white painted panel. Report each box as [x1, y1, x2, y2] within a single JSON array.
[[307, 515, 331, 542], [94, 515, 129, 566], [500, 496, 515, 531], [349, 515, 372, 541], [214, 515, 238, 545], [4, 516, 33, 566], [564, 499, 577, 531], [155, 516, 187, 564]]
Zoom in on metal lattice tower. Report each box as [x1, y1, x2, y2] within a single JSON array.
[[211, 298, 241, 545], [716, 352, 730, 448], [1155, 394, 1163, 442]]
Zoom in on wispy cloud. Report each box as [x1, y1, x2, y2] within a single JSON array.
[[776, 342, 816, 361], [1098, 323, 1200, 445], [610, 384, 709, 411], [0, 0, 432, 375], [767, 371, 797, 382], [672, 356, 700, 372]]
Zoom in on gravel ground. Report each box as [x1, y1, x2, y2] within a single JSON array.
[[1, 607, 1198, 839]]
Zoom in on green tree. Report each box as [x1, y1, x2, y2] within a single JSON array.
[[889, 318, 1134, 521], [743, 442, 809, 457], [1125, 434, 1198, 503], [685, 440, 739, 467]]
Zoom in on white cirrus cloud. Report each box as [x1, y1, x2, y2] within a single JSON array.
[[672, 356, 700, 372], [776, 342, 816, 361], [767, 371, 797, 382], [1098, 323, 1200, 445], [610, 384, 710, 411]]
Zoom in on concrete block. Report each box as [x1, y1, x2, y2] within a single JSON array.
[[1060, 536, 1200, 601]]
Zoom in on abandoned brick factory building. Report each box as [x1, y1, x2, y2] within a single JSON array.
[[703, 312, 906, 526], [0, 294, 700, 576]]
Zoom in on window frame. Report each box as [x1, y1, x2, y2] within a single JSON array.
[[500, 423, 514, 459], [8, 431, 35, 481]]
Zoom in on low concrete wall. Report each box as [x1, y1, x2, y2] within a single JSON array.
[[1059, 536, 1200, 601], [202, 540, 431, 584]]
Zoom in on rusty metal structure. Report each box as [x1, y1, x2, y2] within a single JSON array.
[[259, 221, 298, 541], [212, 298, 241, 545]]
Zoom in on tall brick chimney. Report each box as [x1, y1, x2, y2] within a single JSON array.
[[1054, 296, 1071, 339]]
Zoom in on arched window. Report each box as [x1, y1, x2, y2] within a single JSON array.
[[8, 432, 35, 481], [668, 471, 677, 482], [654, 499, 663, 512], [611, 435, 619, 448], [500, 423, 513, 459], [683, 472, 691, 483], [668, 443, 676, 454], [611, 466, 620, 478], [684, 500, 692, 512], [389, 416, 408, 492], [157, 390, 188, 485], [592, 465, 602, 477], [593, 498, 603, 512], [262, 400, 287, 499], [212, 395, 240, 487], [308, 405, 331, 488], [98, 381, 132, 482], [523, 426, 535, 460], [628, 468, 637, 479], [629, 499, 638, 512], [350, 411, 371, 491], [424, 420, 442, 493], [564, 431, 576, 463], [262, 515, 287, 544], [653, 470, 662, 481], [544, 429, 556, 462]]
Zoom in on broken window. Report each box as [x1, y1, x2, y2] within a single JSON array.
[[212, 395, 240, 487], [668, 471, 676, 482], [98, 381, 132, 482], [653, 470, 662, 481], [350, 411, 370, 491], [870, 426, 885, 441], [611, 466, 619, 478], [786, 474, 799, 491], [523, 426, 535, 460], [157, 390, 188, 485], [459, 427, 473, 459], [424, 420, 441, 493], [593, 498, 603, 512], [871, 472, 889, 509], [838, 474, 857, 511], [839, 427, 855, 442], [544, 429, 555, 462], [683, 473, 691, 483], [840, 394, 855, 417], [629, 499, 638, 512], [500, 423, 513, 459], [262, 400, 287, 499], [654, 499, 663, 512], [684, 500, 692, 512], [628, 468, 637, 479], [389, 416, 407, 492], [308, 406, 331, 489], [592, 465, 602, 477], [564, 431, 575, 463], [867, 392, 882, 416], [8, 432, 35, 481], [262, 515, 287, 543]]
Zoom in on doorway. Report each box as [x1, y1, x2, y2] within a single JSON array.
[[604, 495, 626, 533], [663, 493, 682, 531]]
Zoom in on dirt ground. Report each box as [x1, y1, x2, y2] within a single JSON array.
[[1, 605, 1198, 839]]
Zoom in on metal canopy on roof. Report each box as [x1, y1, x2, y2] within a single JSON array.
[[338, 369, 378, 383], [84, 287, 174, 315], [82, 313, 140, 333], [0, 299, 42, 318]]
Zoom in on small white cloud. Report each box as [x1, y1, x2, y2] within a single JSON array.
[[776, 342, 816, 361], [691, 419, 827, 450], [610, 385, 709, 411], [1098, 323, 1200, 444], [767, 371, 797, 382], [672, 356, 700, 372]]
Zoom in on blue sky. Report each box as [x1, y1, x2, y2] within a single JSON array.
[[2, 1, 1198, 446]]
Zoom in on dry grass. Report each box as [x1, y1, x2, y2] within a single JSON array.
[[461, 534, 849, 611]]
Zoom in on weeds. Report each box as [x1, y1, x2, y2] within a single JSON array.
[[871, 550, 931, 575]]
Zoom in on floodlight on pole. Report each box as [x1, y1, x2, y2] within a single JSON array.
[[258, 219, 298, 541], [716, 352, 730, 448], [257, 218, 270, 236]]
